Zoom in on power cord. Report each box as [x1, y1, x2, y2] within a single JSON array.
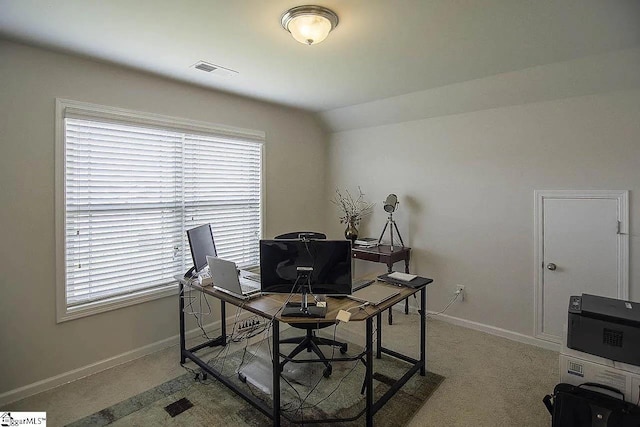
[[290, 322, 369, 417], [426, 290, 462, 318], [181, 276, 299, 383], [180, 278, 215, 340], [294, 357, 361, 413]]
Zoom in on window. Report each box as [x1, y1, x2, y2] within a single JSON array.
[[55, 99, 264, 321]]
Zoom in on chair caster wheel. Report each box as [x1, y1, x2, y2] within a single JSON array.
[[323, 365, 332, 378], [340, 344, 348, 354]]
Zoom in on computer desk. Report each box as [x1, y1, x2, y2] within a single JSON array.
[[351, 244, 412, 325], [178, 278, 429, 427]]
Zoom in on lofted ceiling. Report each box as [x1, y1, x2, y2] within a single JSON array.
[[1, 0, 639, 112]]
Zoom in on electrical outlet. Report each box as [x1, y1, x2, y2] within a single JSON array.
[[456, 285, 465, 301]]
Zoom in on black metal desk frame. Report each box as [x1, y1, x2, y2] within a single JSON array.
[[179, 281, 427, 427], [351, 245, 413, 324]]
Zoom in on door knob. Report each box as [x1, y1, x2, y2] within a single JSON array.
[[546, 263, 557, 271]]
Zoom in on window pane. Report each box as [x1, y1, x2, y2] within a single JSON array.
[[183, 134, 262, 269], [64, 117, 262, 308], [65, 119, 184, 306]]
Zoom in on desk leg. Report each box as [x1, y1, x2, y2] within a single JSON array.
[[272, 320, 281, 427], [179, 281, 186, 364], [376, 313, 382, 359], [387, 261, 394, 325], [404, 257, 410, 315], [420, 286, 426, 376], [366, 317, 374, 427], [220, 300, 226, 346]]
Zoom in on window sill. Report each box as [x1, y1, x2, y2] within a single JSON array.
[[57, 282, 179, 323]]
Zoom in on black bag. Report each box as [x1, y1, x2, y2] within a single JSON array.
[[543, 382, 640, 427]]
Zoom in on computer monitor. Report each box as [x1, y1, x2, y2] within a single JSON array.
[[186, 224, 217, 276], [259, 239, 352, 298]]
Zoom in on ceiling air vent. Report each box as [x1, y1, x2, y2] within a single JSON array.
[[191, 61, 238, 77], [194, 62, 217, 72]]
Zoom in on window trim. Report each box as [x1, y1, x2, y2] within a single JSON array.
[[55, 99, 266, 323]]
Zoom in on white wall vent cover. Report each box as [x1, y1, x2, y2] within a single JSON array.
[[191, 61, 238, 77]]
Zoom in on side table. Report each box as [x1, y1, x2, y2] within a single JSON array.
[[352, 244, 411, 324]]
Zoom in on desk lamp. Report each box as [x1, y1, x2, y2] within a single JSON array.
[[377, 194, 405, 251]]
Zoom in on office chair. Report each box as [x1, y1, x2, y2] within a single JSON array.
[[274, 231, 348, 377]]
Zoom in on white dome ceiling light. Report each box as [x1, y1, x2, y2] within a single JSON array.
[[281, 5, 339, 46]]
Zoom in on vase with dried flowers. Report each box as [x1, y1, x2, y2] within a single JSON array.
[[330, 187, 375, 243]]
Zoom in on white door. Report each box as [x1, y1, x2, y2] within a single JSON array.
[[535, 191, 628, 343]]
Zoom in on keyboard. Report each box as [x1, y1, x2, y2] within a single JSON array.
[[240, 283, 258, 293], [352, 279, 374, 292], [242, 271, 261, 283], [239, 274, 261, 293]]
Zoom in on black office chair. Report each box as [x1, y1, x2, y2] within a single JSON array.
[[274, 231, 348, 377]]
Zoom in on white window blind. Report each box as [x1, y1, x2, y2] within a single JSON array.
[[184, 134, 262, 266], [64, 117, 262, 309]]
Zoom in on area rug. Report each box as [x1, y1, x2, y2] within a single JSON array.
[[68, 336, 444, 426]]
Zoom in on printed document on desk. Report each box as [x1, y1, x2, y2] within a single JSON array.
[[350, 283, 400, 305], [388, 271, 417, 282], [377, 273, 434, 289]]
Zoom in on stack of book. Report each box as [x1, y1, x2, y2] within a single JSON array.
[[354, 237, 378, 248]]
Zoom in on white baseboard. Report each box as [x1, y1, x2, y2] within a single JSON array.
[[338, 304, 559, 353], [0, 331, 184, 407], [425, 311, 560, 352], [397, 297, 560, 352], [1, 304, 559, 406], [0, 313, 246, 407]]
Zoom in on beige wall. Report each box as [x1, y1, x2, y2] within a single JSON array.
[[2, 35, 639, 399], [0, 39, 327, 395], [325, 88, 640, 337]]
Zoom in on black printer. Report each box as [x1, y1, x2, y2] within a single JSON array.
[[567, 294, 640, 366]]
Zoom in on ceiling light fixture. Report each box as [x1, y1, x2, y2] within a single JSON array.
[[281, 5, 339, 46]]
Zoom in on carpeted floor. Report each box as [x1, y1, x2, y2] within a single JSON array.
[[5, 315, 559, 426], [67, 336, 444, 427]]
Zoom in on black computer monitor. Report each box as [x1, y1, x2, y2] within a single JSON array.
[[259, 239, 352, 297], [186, 224, 217, 276]]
